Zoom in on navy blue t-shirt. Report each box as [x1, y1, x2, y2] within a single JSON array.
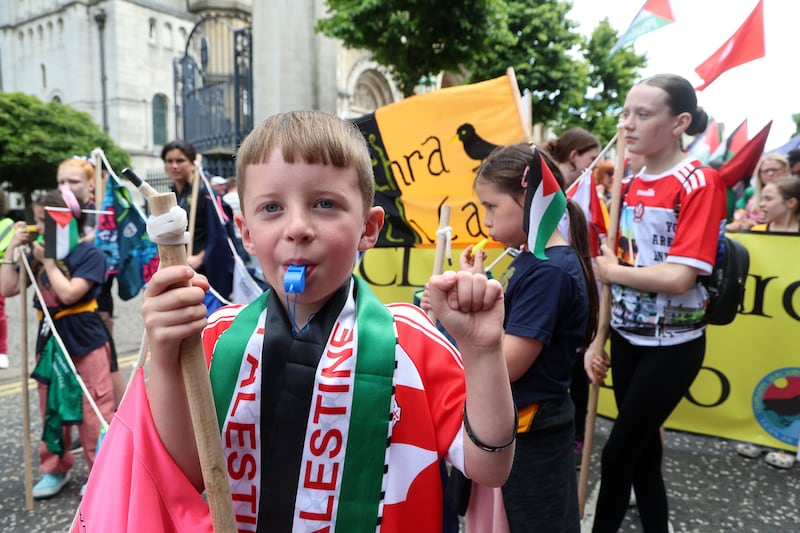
[[34, 242, 109, 358], [498, 246, 589, 405]]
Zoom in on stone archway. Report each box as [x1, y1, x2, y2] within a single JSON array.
[[340, 59, 400, 118]]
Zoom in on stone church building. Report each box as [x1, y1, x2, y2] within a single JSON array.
[[0, 0, 416, 181]]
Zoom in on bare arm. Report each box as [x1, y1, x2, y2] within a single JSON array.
[[0, 223, 31, 297], [142, 265, 210, 491], [594, 244, 699, 295], [427, 270, 515, 487], [40, 256, 93, 305]]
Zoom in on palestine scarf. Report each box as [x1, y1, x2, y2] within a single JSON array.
[[209, 276, 397, 532], [522, 146, 567, 260]]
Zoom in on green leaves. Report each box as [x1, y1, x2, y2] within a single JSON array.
[[0, 92, 130, 212]]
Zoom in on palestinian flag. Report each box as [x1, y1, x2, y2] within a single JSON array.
[[523, 147, 567, 260], [712, 119, 748, 163], [609, 0, 675, 56], [44, 207, 79, 259]]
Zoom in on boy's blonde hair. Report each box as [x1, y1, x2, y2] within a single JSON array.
[[236, 110, 375, 215]]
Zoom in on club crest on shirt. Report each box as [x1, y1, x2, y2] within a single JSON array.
[[633, 202, 645, 223]]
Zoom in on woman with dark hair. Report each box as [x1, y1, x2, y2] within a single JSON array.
[[587, 74, 727, 532], [545, 127, 601, 187], [160, 140, 206, 271]]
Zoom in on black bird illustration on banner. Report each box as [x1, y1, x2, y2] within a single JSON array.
[[453, 123, 500, 162]]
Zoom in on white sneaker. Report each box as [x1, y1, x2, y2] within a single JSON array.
[[0, 354, 8, 369]]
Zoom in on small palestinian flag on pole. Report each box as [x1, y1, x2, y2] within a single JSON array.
[[44, 207, 80, 259], [522, 146, 567, 260]]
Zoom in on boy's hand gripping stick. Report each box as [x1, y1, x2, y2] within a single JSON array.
[[122, 168, 237, 532]]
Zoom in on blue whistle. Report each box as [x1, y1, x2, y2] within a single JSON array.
[[284, 265, 306, 294]]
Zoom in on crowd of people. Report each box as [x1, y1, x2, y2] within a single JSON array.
[[0, 71, 796, 532]]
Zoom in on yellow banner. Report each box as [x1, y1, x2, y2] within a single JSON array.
[[597, 233, 800, 450], [362, 72, 528, 248], [356, 233, 800, 451]]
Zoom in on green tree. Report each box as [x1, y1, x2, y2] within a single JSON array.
[[792, 113, 800, 138], [0, 92, 130, 215], [464, 0, 588, 130], [316, 0, 514, 97], [554, 19, 647, 144]]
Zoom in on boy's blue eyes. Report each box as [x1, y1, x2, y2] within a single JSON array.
[[261, 200, 335, 213]]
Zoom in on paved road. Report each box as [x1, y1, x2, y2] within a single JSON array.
[[0, 290, 798, 532]]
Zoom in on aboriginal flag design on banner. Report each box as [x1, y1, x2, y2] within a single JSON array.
[[354, 72, 529, 248]]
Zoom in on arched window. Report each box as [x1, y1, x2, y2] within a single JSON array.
[[152, 94, 168, 146]]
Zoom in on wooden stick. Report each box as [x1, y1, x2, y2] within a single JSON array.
[[92, 147, 103, 207], [506, 67, 532, 142], [578, 125, 626, 518], [18, 247, 33, 511], [186, 158, 202, 257], [428, 205, 451, 324], [122, 169, 236, 532]]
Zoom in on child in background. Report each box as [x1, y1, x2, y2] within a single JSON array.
[[0, 188, 115, 499], [588, 74, 727, 532], [459, 143, 598, 532], [56, 157, 124, 406], [728, 153, 790, 232], [78, 110, 516, 531], [750, 175, 800, 233]]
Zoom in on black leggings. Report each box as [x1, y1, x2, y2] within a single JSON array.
[[592, 331, 705, 533]]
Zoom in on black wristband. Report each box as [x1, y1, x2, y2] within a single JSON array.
[[463, 402, 518, 452]]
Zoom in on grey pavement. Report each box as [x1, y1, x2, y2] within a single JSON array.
[[0, 289, 798, 532]]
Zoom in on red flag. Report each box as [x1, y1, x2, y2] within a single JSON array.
[[695, 0, 765, 91], [566, 169, 608, 256], [718, 121, 772, 187]]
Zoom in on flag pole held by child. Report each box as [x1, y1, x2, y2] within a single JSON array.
[[578, 125, 626, 517], [122, 168, 236, 532], [429, 205, 451, 324]]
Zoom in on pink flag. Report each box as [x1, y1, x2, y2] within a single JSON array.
[[695, 0, 765, 91], [73, 368, 212, 532]]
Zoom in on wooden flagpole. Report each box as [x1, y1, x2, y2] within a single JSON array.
[[578, 125, 626, 517], [122, 169, 236, 532], [17, 246, 34, 511], [92, 148, 103, 207], [186, 156, 202, 258], [428, 205, 451, 324], [506, 67, 532, 143]]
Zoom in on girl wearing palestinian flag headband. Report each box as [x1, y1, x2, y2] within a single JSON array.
[[588, 74, 727, 532], [456, 143, 598, 532], [0, 187, 114, 501], [78, 110, 516, 532]]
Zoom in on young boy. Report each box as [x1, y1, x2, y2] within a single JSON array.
[[78, 110, 515, 531]]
